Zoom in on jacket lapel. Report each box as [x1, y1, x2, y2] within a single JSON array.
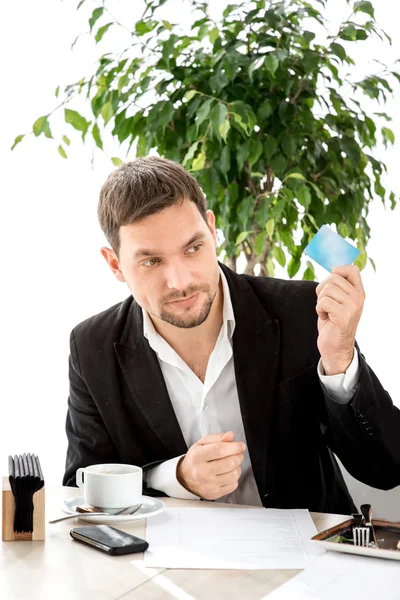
[[114, 300, 187, 458], [220, 264, 280, 502]]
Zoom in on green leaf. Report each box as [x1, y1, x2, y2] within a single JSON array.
[[219, 119, 231, 142], [111, 157, 123, 166], [355, 1, 374, 18], [92, 123, 103, 149], [254, 231, 267, 256], [33, 115, 52, 138], [162, 20, 172, 31], [303, 31, 316, 44], [192, 151, 206, 171], [249, 56, 265, 80], [303, 260, 316, 281], [237, 140, 250, 171], [354, 245, 367, 270], [65, 108, 90, 139], [183, 141, 200, 166], [220, 145, 231, 181], [266, 218, 275, 237], [210, 103, 228, 137], [281, 135, 296, 157], [209, 27, 219, 44], [265, 135, 278, 157], [89, 7, 104, 31], [297, 185, 312, 209], [231, 112, 249, 135], [284, 172, 306, 182], [330, 42, 347, 62], [101, 101, 114, 125], [195, 98, 213, 127], [11, 134, 24, 150], [337, 223, 349, 238], [248, 138, 263, 166], [288, 256, 301, 278], [369, 257, 376, 272], [185, 90, 198, 102], [257, 99, 273, 121], [339, 24, 357, 41], [274, 245, 286, 267], [309, 182, 325, 203], [328, 535, 353, 544], [382, 127, 395, 145], [55, 86, 60, 98], [135, 20, 156, 36], [58, 145, 68, 159], [62, 135, 71, 146], [95, 22, 113, 43], [304, 212, 319, 230], [236, 230, 253, 246], [264, 53, 279, 77], [267, 257, 275, 277]]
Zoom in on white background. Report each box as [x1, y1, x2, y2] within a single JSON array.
[[1, 1, 399, 501]]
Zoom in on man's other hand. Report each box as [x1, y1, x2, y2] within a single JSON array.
[[176, 431, 245, 500]]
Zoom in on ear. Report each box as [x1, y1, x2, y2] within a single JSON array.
[[206, 210, 217, 247], [100, 247, 126, 282]]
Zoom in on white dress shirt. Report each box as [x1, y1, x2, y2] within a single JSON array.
[[144, 268, 359, 505]]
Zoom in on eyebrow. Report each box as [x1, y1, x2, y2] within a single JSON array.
[[132, 232, 207, 260]]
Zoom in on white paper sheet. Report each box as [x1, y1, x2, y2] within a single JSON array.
[[266, 551, 400, 599], [144, 507, 324, 569]]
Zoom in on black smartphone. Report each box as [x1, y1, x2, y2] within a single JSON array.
[[70, 524, 149, 556]]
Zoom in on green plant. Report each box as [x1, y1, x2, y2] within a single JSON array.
[[13, 0, 399, 278]]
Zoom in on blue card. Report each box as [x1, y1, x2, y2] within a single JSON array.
[[304, 225, 360, 272]]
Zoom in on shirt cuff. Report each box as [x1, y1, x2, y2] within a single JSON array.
[[318, 347, 360, 404], [145, 455, 200, 500]]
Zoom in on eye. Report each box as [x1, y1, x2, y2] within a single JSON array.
[[142, 257, 161, 267], [187, 243, 203, 254]]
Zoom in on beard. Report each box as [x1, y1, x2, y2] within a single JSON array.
[[158, 285, 217, 329]]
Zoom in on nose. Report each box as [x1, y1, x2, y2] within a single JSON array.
[[164, 259, 193, 292]]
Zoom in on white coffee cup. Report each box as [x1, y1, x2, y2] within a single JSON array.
[[76, 463, 142, 510]]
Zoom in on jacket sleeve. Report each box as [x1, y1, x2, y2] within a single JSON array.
[[62, 330, 168, 498], [62, 330, 121, 486], [319, 342, 400, 490]]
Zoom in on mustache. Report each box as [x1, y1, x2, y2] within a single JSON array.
[[162, 285, 209, 304]]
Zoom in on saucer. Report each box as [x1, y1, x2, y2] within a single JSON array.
[[62, 495, 165, 524]]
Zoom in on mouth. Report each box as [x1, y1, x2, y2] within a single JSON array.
[[166, 293, 199, 309]]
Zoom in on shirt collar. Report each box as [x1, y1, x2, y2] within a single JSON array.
[[142, 266, 236, 350]]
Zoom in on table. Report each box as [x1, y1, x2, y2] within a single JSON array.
[[1, 486, 348, 600]]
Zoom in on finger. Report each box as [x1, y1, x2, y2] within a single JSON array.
[[200, 441, 246, 463], [216, 466, 242, 486], [317, 282, 349, 305], [316, 296, 342, 320], [218, 481, 239, 496], [331, 265, 365, 294], [198, 431, 234, 445], [208, 452, 244, 476], [316, 273, 354, 298]]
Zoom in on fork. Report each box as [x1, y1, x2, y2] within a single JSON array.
[[352, 512, 370, 547], [360, 503, 378, 547]]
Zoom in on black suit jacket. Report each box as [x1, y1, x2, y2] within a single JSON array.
[[63, 263, 400, 514]]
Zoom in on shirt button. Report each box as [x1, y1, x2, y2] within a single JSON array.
[[202, 403, 208, 411]]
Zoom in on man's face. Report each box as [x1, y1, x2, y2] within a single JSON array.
[[109, 199, 220, 329]]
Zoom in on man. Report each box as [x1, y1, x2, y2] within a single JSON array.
[[63, 156, 400, 514]]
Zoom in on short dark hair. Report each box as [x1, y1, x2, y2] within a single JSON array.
[[98, 156, 208, 255]]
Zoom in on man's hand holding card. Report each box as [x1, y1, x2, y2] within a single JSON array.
[[304, 226, 365, 376]]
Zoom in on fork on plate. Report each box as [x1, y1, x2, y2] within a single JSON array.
[[352, 505, 378, 548]]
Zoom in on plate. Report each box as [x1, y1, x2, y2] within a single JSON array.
[[311, 517, 400, 561], [62, 495, 165, 524]]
